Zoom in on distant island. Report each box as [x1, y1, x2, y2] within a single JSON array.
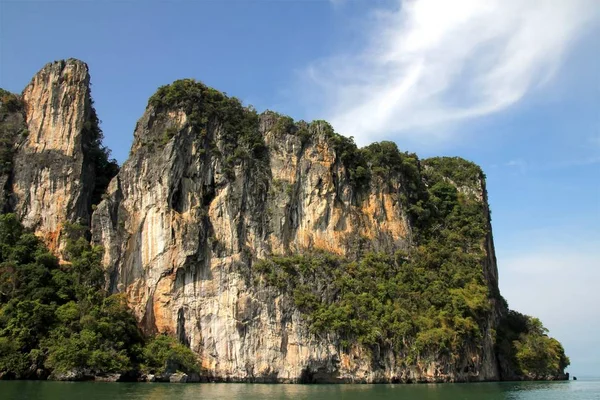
[[0, 59, 569, 383]]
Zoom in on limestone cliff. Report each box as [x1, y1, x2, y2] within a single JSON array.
[[1, 61, 568, 383], [91, 80, 504, 382], [0, 60, 117, 253]]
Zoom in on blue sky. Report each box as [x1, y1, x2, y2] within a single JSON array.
[[1, 0, 599, 377]]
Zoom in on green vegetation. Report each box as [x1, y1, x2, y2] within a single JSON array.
[[82, 100, 119, 207], [0, 89, 26, 175], [149, 79, 266, 179], [497, 310, 569, 377], [160, 126, 178, 146], [254, 159, 491, 361], [0, 90, 22, 115], [422, 157, 484, 188], [273, 114, 295, 136], [140, 335, 200, 375], [255, 250, 489, 358], [0, 214, 199, 379], [255, 155, 568, 376]]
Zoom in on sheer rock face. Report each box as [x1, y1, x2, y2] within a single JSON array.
[[91, 101, 501, 383], [2, 59, 505, 382], [2, 60, 569, 383], [10, 59, 97, 252]]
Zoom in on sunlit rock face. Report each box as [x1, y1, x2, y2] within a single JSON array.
[[10, 59, 98, 252], [3, 58, 570, 383], [1, 57, 509, 383], [90, 86, 502, 383]]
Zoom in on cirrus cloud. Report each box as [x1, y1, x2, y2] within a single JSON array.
[[304, 0, 600, 145]]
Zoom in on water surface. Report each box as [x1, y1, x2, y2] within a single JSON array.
[[1, 379, 599, 399]]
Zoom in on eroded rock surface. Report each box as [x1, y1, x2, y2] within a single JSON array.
[[6, 59, 116, 252], [3, 61, 565, 383], [91, 84, 501, 383]]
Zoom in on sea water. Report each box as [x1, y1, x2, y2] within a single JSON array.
[[1, 378, 599, 399]]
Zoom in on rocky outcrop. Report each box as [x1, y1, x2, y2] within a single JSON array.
[[168, 372, 189, 383], [49, 370, 137, 382], [90, 81, 501, 383], [0, 59, 117, 253], [49, 369, 95, 382], [3, 60, 567, 383]]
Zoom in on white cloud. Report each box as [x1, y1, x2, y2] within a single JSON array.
[[307, 0, 599, 145]]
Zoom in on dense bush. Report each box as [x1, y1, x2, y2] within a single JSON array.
[[148, 85, 427, 194], [141, 335, 200, 375], [497, 310, 569, 377], [255, 249, 489, 360], [0, 89, 26, 175], [422, 157, 484, 188], [82, 99, 119, 207], [0, 214, 199, 379], [0, 89, 22, 114]]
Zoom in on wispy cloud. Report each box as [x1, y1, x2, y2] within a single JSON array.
[[305, 0, 599, 145]]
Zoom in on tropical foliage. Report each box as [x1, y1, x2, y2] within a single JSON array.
[[0, 89, 26, 175], [254, 153, 568, 376], [0, 215, 198, 379], [149, 79, 265, 179], [141, 335, 200, 375], [497, 310, 569, 377], [254, 156, 491, 361], [0, 80, 568, 380]]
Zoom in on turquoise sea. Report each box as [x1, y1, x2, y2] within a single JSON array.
[[1, 379, 599, 400]]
